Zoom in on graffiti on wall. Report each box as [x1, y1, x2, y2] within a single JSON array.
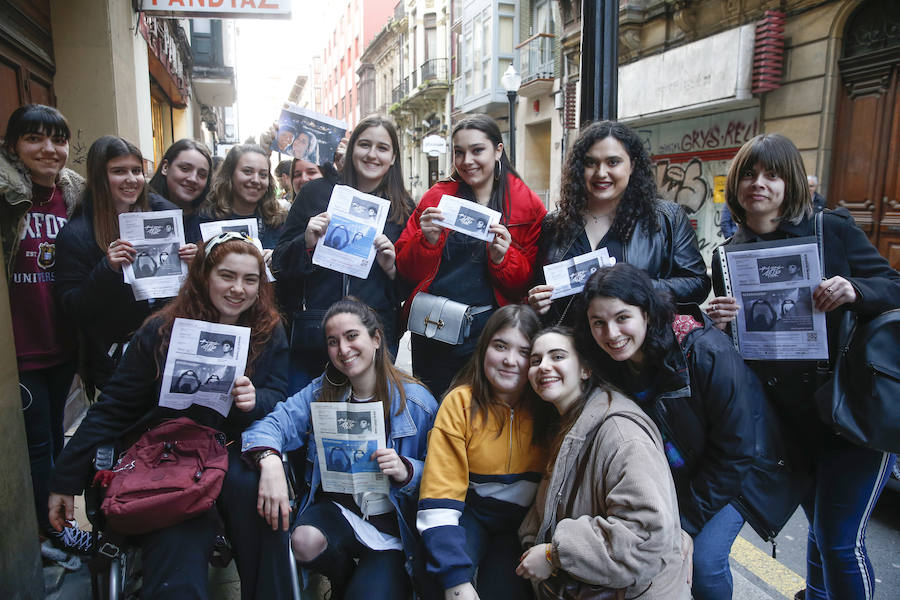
[[655, 158, 709, 213]]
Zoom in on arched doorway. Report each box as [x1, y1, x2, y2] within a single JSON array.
[[829, 0, 900, 268]]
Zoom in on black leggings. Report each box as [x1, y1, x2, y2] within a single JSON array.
[[294, 500, 410, 600]]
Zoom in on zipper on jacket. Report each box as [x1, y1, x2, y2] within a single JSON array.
[[507, 407, 514, 472]]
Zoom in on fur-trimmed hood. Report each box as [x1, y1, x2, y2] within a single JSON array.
[[0, 145, 84, 280]]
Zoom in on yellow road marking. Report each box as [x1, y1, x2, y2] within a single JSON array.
[[730, 536, 806, 598]]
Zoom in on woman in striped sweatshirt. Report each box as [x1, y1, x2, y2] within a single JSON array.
[[416, 304, 553, 600]]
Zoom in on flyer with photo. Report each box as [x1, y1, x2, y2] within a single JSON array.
[[720, 237, 828, 360], [544, 248, 616, 299], [310, 401, 388, 495], [158, 318, 250, 417], [119, 209, 188, 300], [271, 104, 347, 163], [198, 218, 275, 281], [435, 194, 501, 242], [312, 185, 391, 278], [199, 218, 259, 243]]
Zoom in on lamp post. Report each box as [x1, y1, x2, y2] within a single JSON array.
[[500, 65, 522, 166]]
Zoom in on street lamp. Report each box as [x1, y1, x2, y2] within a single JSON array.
[[500, 64, 522, 166]]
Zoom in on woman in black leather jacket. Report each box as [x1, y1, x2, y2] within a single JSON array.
[[579, 263, 805, 600], [528, 121, 709, 325]]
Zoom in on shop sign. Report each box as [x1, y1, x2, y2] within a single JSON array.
[[140, 0, 291, 19], [422, 135, 447, 157]]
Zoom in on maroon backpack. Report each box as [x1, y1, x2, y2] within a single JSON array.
[[100, 417, 229, 535]]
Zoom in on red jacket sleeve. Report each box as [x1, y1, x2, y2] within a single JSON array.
[[395, 185, 449, 284], [487, 179, 547, 302]]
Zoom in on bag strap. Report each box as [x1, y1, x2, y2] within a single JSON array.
[[563, 413, 656, 518], [815, 211, 824, 270]]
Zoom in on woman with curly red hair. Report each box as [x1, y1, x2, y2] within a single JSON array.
[[48, 232, 293, 599]]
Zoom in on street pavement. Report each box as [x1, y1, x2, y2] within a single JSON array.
[[45, 333, 900, 599]]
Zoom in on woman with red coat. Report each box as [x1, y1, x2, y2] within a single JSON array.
[[395, 115, 546, 397]]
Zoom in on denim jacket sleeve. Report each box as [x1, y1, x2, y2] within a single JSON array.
[[241, 376, 322, 455], [390, 382, 438, 498]]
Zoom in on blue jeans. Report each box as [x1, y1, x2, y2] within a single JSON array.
[[20, 362, 75, 532], [802, 438, 894, 600], [691, 503, 745, 600]]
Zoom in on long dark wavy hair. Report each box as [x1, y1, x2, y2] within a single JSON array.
[[148, 139, 213, 212], [577, 263, 675, 374], [448, 114, 522, 225], [317, 297, 422, 425], [153, 238, 282, 377], [448, 304, 554, 446], [340, 115, 412, 226], [204, 144, 286, 228], [549, 120, 658, 245]]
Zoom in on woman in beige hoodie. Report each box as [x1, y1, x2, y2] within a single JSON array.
[[517, 327, 691, 600]]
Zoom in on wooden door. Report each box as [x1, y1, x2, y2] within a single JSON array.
[[829, 0, 900, 268], [0, 0, 56, 134]]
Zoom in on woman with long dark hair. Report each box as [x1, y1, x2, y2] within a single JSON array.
[[242, 297, 437, 599], [0, 104, 91, 556], [395, 114, 547, 396], [416, 304, 553, 600], [707, 134, 900, 600], [517, 327, 690, 599], [55, 136, 192, 392], [273, 115, 414, 393], [527, 120, 709, 326], [147, 138, 213, 242], [49, 232, 292, 598], [580, 263, 804, 600]]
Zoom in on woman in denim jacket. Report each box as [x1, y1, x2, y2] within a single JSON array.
[[242, 297, 437, 599]]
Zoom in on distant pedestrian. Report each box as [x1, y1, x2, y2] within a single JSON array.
[[807, 174, 826, 212]]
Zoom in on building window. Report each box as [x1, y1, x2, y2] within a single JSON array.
[[424, 13, 437, 61]]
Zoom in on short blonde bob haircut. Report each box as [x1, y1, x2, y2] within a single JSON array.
[[725, 133, 812, 227]]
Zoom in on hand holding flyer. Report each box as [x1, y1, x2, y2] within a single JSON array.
[[435, 194, 501, 242], [311, 401, 389, 496], [119, 209, 188, 300], [158, 318, 251, 417], [720, 237, 828, 360], [312, 185, 391, 278], [543, 248, 615, 299], [271, 104, 347, 163]]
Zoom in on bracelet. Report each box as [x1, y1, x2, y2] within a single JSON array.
[[256, 449, 279, 465]]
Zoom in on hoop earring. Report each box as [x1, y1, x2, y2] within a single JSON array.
[[324, 362, 349, 387]]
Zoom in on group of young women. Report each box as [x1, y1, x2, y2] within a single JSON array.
[[2, 101, 895, 600]]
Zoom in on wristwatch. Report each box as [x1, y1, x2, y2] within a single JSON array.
[[255, 449, 279, 465]]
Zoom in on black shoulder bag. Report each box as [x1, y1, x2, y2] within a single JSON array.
[[813, 211, 900, 453]]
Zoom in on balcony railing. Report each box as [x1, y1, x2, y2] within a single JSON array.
[[392, 77, 409, 104], [517, 33, 555, 83], [418, 58, 449, 84]]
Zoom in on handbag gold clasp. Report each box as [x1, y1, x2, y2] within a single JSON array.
[[424, 316, 444, 329]]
